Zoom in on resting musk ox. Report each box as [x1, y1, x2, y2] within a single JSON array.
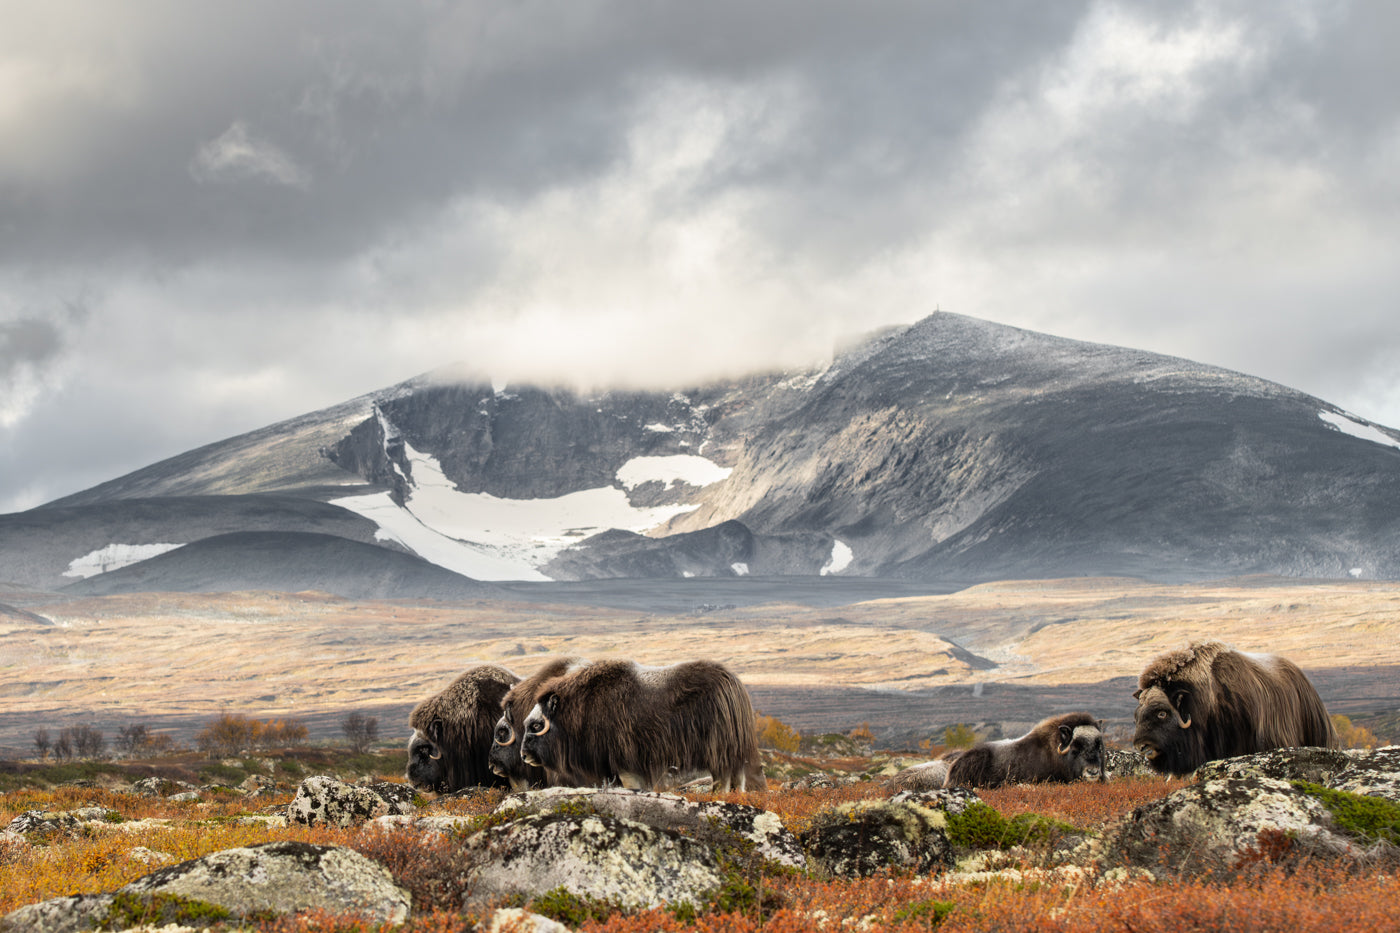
[[1132, 641, 1338, 775], [519, 659, 767, 792], [891, 713, 1107, 790], [488, 657, 588, 792], [406, 664, 519, 793]]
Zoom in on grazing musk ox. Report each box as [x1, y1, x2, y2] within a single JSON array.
[[406, 665, 519, 793], [519, 659, 767, 792], [890, 713, 1107, 790], [1132, 641, 1338, 775], [488, 657, 587, 792]]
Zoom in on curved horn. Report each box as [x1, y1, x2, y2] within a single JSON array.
[[534, 717, 551, 736], [428, 746, 443, 760], [494, 724, 516, 747], [1170, 690, 1192, 729]]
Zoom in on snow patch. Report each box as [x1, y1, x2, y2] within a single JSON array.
[[1319, 411, 1400, 451], [616, 455, 732, 491], [63, 543, 185, 579], [644, 423, 675, 433], [820, 540, 854, 576], [1349, 568, 1364, 579], [332, 439, 731, 581], [731, 562, 750, 576]]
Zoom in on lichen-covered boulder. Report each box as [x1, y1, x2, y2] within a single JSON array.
[[888, 787, 982, 815], [287, 776, 418, 827], [1330, 746, 1400, 801], [239, 774, 278, 797], [1097, 776, 1360, 878], [481, 907, 574, 933], [496, 787, 805, 869], [887, 759, 950, 791], [463, 809, 724, 911], [0, 842, 410, 932], [1194, 746, 1355, 786], [129, 777, 196, 798], [1103, 746, 1153, 779], [5, 808, 116, 839], [800, 798, 954, 878]]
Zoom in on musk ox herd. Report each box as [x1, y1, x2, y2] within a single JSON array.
[[406, 641, 1341, 795]]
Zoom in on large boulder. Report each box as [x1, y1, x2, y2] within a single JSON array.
[[800, 797, 956, 878], [462, 808, 725, 911], [1096, 776, 1362, 878], [287, 776, 418, 827], [1193, 746, 1356, 786], [0, 842, 410, 932], [1330, 746, 1400, 801], [496, 787, 806, 869]]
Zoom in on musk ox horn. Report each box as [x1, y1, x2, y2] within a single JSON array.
[[428, 745, 443, 760], [532, 717, 551, 736], [494, 724, 516, 747]]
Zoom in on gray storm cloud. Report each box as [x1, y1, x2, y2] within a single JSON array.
[[2, 0, 1399, 511]]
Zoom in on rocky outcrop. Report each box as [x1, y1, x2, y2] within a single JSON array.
[[1331, 746, 1400, 800], [1193, 746, 1356, 786], [495, 787, 806, 869], [287, 776, 418, 827], [0, 842, 410, 932], [5, 808, 116, 840], [1096, 776, 1363, 878], [461, 808, 725, 911], [800, 796, 957, 878]]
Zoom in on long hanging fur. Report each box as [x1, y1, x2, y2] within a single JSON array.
[[406, 665, 519, 792], [521, 659, 767, 792], [1132, 641, 1338, 775]]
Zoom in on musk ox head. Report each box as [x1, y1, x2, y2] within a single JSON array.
[[1132, 681, 1202, 775], [488, 657, 583, 791], [519, 691, 561, 774], [405, 664, 519, 794], [1056, 718, 1107, 782]]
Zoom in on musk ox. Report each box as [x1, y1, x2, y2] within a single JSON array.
[[406, 664, 520, 793], [890, 713, 1107, 790], [1132, 641, 1338, 775], [488, 657, 588, 792], [519, 658, 767, 792]]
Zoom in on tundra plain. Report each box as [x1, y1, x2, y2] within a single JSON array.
[[4, 576, 1400, 754]]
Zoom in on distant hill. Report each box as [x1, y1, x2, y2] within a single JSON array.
[[6, 311, 1400, 595]]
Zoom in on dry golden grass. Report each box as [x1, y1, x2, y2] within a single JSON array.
[[7, 577, 1400, 749]]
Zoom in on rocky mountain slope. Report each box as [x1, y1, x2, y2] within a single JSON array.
[[5, 312, 1400, 596]]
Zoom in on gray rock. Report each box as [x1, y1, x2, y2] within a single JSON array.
[[1330, 746, 1400, 801], [0, 842, 409, 932], [888, 786, 982, 815], [286, 776, 418, 827], [167, 791, 202, 803], [800, 798, 954, 878], [1097, 776, 1360, 878], [463, 809, 724, 911], [496, 787, 806, 869], [1194, 746, 1355, 785], [1103, 746, 1154, 779], [129, 777, 196, 798], [239, 774, 278, 797], [481, 908, 574, 933], [6, 810, 84, 839], [887, 759, 950, 791]]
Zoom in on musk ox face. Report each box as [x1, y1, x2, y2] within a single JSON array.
[[1057, 721, 1107, 782], [405, 719, 447, 793], [1132, 683, 1199, 774], [519, 693, 559, 772]]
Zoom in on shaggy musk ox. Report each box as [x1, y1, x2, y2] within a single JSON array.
[[1133, 641, 1338, 775], [519, 659, 767, 792], [488, 657, 588, 792], [890, 713, 1107, 790], [406, 665, 519, 793]]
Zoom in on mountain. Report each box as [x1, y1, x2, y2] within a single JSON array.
[[5, 312, 1400, 597]]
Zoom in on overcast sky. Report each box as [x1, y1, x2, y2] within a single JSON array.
[[3, 1, 1398, 512]]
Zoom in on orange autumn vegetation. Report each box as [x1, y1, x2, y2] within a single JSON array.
[[5, 777, 1398, 932]]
